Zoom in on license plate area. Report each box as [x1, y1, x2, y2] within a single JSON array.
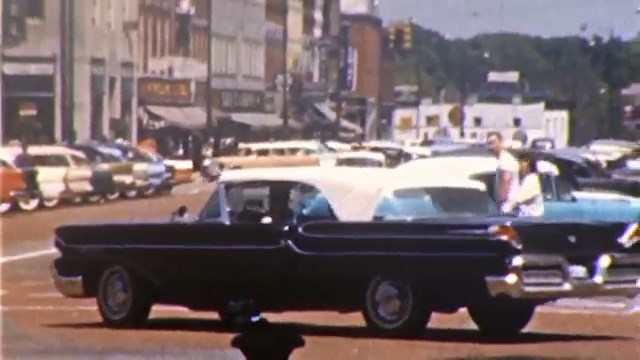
[[568, 265, 588, 279]]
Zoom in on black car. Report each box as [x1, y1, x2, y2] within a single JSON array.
[[51, 167, 640, 337]]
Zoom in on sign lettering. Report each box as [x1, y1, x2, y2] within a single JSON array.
[[138, 78, 193, 104]]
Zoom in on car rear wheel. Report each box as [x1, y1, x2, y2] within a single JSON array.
[[467, 296, 536, 336], [85, 194, 102, 203], [96, 265, 152, 328], [18, 197, 41, 211], [362, 277, 431, 336]]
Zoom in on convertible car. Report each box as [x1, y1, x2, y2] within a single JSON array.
[[397, 156, 640, 222], [51, 167, 640, 337]]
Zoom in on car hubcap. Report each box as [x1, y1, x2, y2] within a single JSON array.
[[369, 280, 412, 326], [0, 202, 12, 213], [101, 270, 132, 319]]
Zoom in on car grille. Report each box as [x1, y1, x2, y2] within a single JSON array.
[[521, 268, 565, 286], [606, 267, 640, 283]]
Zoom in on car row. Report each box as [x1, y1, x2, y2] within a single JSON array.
[[0, 142, 184, 215], [51, 165, 640, 337]]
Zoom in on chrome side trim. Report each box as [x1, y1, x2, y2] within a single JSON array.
[[485, 253, 640, 300], [50, 263, 86, 298], [285, 240, 498, 258]]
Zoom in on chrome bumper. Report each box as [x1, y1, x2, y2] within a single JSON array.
[[50, 263, 86, 298], [486, 253, 640, 299]]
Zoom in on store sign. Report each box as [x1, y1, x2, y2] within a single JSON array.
[[215, 90, 264, 112], [138, 77, 193, 104]]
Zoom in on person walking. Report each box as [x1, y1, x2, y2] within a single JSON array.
[[502, 154, 544, 217], [486, 132, 520, 214]]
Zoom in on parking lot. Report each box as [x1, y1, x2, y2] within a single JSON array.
[[2, 188, 640, 359]]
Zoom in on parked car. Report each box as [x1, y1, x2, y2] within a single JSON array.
[[0, 145, 108, 208], [69, 143, 139, 200], [51, 167, 640, 337], [397, 156, 640, 222], [0, 158, 40, 213], [105, 143, 173, 197], [541, 149, 640, 197]]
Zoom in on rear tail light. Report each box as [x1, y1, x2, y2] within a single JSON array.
[[488, 223, 522, 249]]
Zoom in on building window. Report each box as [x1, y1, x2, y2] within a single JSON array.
[[25, 0, 44, 19], [107, 0, 115, 30], [91, 0, 100, 26], [473, 116, 483, 127]]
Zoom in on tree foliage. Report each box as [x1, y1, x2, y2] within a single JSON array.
[[394, 29, 637, 143]]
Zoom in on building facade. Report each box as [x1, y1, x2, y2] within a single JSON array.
[[1, 0, 138, 144], [340, 13, 395, 139]]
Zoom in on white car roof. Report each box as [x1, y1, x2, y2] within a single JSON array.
[[219, 167, 488, 221], [336, 151, 386, 161], [0, 145, 88, 159], [397, 156, 499, 176]]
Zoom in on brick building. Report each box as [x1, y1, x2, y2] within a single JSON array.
[[340, 13, 395, 138]]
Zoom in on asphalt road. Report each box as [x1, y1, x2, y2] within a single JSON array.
[[1, 187, 640, 359]]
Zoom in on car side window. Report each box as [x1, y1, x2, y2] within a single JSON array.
[[571, 162, 591, 178], [225, 182, 271, 223], [538, 174, 556, 200], [0, 159, 10, 168], [198, 187, 222, 220], [470, 172, 496, 201], [555, 177, 575, 201]]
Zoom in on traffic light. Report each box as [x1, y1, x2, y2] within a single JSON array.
[[402, 22, 412, 50]]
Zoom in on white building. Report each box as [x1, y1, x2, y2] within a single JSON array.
[[340, 0, 380, 16], [391, 102, 570, 148], [1, 0, 139, 143]]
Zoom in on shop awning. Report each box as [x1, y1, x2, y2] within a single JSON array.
[[231, 112, 301, 129], [145, 105, 227, 130], [3, 62, 55, 75], [312, 102, 363, 134]]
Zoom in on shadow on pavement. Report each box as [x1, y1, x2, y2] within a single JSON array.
[[44, 317, 629, 345]]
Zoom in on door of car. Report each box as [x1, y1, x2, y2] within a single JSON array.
[[31, 154, 68, 199], [65, 154, 94, 194], [188, 181, 294, 303]]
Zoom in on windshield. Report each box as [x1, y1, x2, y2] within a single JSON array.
[[374, 187, 498, 219]]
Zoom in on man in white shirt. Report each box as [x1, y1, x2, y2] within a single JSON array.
[[487, 132, 520, 214]]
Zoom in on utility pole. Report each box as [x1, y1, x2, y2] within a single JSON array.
[[60, 0, 75, 143], [0, 0, 4, 143], [206, 0, 218, 156], [281, 0, 290, 139]]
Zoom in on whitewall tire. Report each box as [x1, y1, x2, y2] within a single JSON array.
[[362, 277, 431, 336], [96, 265, 152, 328]]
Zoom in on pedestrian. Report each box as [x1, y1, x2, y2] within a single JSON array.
[[486, 132, 520, 214], [502, 153, 544, 217], [14, 142, 35, 169]]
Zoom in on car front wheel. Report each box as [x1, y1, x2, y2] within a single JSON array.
[[96, 265, 152, 328], [467, 296, 536, 336], [362, 277, 431, 336]]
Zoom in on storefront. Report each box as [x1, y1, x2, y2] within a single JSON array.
[[137, 76, 226, 158], [1, 55, 57, 144]]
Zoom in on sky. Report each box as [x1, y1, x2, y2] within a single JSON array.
[[378, 0, 640, 39]]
